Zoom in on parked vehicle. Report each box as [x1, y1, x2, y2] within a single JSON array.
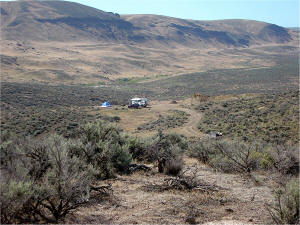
[[128, 97, 148, 108]]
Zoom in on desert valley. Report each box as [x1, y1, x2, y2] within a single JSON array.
[[0, 1, 299, 224]]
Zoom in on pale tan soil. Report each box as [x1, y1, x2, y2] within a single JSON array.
[[67, 157, 274, 224]]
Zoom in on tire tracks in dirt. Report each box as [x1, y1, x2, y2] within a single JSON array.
[[150, 100, 204, 138], [175, 106, 203, 138]]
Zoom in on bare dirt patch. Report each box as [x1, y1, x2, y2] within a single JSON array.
[[68, 157, 273, 224]]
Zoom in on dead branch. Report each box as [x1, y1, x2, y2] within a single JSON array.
[[127, 163, 151, 174]]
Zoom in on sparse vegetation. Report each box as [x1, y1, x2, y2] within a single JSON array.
[[137, 110, 190, 131], [116, 76, 151, 84], [210, 140, 266, 173], [140, 55, 299, 99], [1, 83, 299, 224], [0, 119, 191, 223], [189, 139, 266, 173], [196, 90, 299, 144], [0, 104, 122, 138], [0, 119, 159, 223], [189, 138, 299, 174]]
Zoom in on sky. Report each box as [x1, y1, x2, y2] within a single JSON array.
[[66, 0, 299, 27]]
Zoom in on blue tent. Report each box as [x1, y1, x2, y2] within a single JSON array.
[[101, 101, 112, 107]]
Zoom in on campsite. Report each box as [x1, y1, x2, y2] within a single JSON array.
[[0, 0, 299, 224]]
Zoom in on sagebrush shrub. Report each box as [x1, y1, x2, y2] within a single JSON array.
[[107, 143, 132, 174], [0, 134, 95, 223], [188, 140, 215, 163], [146, 130, 188, 162], [0, 180, 34, 223], [268, 178, 299, 224], [189, 139, 271, 173], [271, 144, 299, 175], [126, 136, 148, 160], [70, 120, 134, 177], [163, 156, 183, 176], [145, 130, 187, 174]]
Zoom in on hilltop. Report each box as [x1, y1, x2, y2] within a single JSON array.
[[0, 1, 296, 46]]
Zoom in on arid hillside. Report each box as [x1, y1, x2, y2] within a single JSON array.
[[0, 1, 296, 45], [0, 0, 299, 84]]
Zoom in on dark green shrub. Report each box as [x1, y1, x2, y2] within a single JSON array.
[[70, 120, 133, 177], [126, 136, 148, 160], [112, 116, 121, 122], [107, 143, 132, 173]]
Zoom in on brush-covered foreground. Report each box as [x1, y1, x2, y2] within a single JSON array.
[[1, 70, 299, 224], [1, 102, 299, 224]]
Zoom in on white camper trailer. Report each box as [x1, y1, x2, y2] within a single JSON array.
[[129, 98, 148, 108]]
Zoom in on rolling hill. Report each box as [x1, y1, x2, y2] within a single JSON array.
[[0, 0, 299, 84], [0, 0, 295, 46]]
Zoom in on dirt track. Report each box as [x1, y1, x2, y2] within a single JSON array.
[[150, 99, 203, 138], [171, 106, 204, 138]]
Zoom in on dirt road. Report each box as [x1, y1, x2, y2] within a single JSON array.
[[143, 99, 204, 138], [171, 106, 204, 138]]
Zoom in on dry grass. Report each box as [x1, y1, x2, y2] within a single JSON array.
[[2, 39, 296, 85]]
